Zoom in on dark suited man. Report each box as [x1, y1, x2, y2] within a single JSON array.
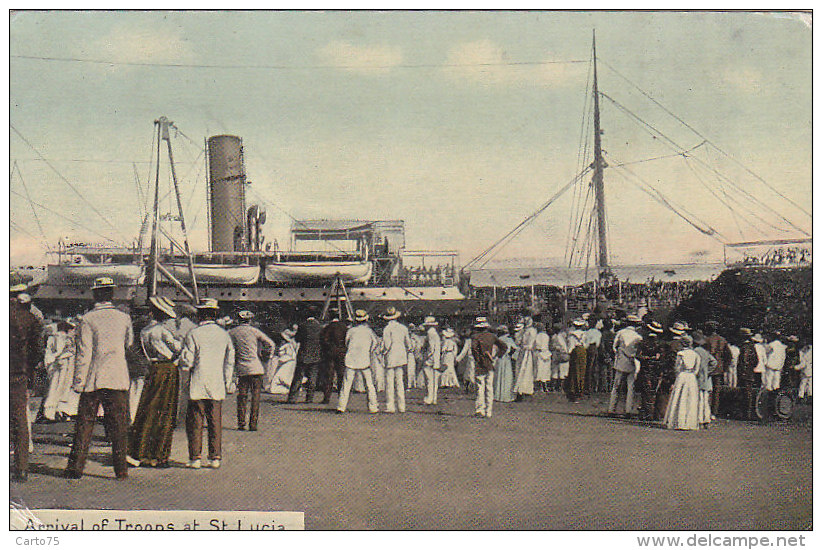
[[64, 277, 134, 480], [287, 308, 324, 404], [10, 284, 45, 482], [319, 309, 348, 404]]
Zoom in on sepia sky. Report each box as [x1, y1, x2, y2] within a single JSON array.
[[8, 10, 812, 267]]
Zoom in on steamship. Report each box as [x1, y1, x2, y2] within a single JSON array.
[[35, 124, 465, 311]]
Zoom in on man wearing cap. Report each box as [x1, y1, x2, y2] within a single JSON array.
[[381, 307, 413, 413], [128, 296, 182, 467], [64, 277, 133, 480], [635, 321, 665, 420], [422, 316, 442, 405], [229, 310, 276, 430], [704, 320, 733, 417], [320, 309, 348, 404], [10, 284, 45, 482], [337, 310, 379, 413], [288, 308, 324, 404], [179, 298, 235, 469], [471, 317, 508, 418], [608, 314, 643, 416]]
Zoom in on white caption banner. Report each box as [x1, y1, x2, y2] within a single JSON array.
[[10, 509, 305, 531]]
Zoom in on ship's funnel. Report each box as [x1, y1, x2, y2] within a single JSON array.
[[207, 135, 247, 252]]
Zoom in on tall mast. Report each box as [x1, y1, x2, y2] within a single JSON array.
[[592, 30, 609, 272]]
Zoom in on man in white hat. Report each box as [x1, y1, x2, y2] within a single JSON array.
[[607, 314, 643, 416], [422, 316, 442, 405], [337, 309, 379, 413], [64, 277, 133, 480], [470, 317, 507, 417], [179, 298, 235, 469], [380, 307, 413, 413], [229, 310, 275, 430]]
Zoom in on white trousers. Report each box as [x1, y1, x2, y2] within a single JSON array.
[[475, 371, 495, 417], [337, 368, 378, 413], [424, 368, 440, 404], [385, 366, 406, 412], [608, 370, 636, 414], [762, 368, 781, 391], [725, 366, 738, 388], [798, 376, 812, 398]]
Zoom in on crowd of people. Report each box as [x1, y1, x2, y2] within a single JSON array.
[[396, 264, 457, 286], [738, 246, 812, 267], [8, 276, 813, 483]]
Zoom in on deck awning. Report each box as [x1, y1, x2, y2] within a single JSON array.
[[291, 220, 376, 241]]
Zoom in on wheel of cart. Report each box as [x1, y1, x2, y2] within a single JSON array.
[[755, 387, 796, 422]]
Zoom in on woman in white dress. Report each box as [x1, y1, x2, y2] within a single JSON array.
[[439, 328, 462, 388], [664, 334, 701, 431], [42, 320, 80, 421], [513, 317, 537, 399], [269, 326, 300, 394], [533, 323, 552, 392]]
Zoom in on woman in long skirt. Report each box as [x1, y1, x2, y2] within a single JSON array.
[[269, 327, 299, 394], [664, 334, 701, 431], [533, 323, 552, 392], [513, 317, 537, 399], [42, 321, 80, 421], [128, 297, 183, 467], [439, 328, 462, 388], [494, 325, 517, 402]]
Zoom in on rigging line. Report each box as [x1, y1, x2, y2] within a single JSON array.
[[133, 163, 147, 217], [612, 143, 707, 167], [10, 124, 127, 237], [13, 158, 200, 165], [12, 161, 52, 251], [12, 54, 589, 70], [9, 188, 120, 243], [608, 160, 725, 243], [599, 94, 809, 236], [582, 204, 597, 276], [567, 53, 595, 264], [470, 168, 589, 270], [611, 159, 724, 239], [682, 155, 761, 240], [568, 179, 594, 268], [10, 219, 38, 240], [599, 58, 811, 219], [471, 167, 590, 270]]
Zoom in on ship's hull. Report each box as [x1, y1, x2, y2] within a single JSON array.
[[47, 263, 144, 286], [264, 260, 372, 284], [165, 263, 261, 285]]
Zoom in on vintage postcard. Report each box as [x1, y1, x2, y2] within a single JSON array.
[[8, 9, 812, 537]]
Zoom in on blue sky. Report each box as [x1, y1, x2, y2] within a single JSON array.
[[9, 11, 812, 266]]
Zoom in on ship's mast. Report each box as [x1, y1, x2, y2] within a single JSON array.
[[592, 31, 609, 273]]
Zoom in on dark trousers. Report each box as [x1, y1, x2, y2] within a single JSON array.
[[584, 345, 598, 394], [10, 378, 29, 478], [66, 389, 129, 478], [237, 375, 263, 430], [186, 399, 222, 461], [635, 373, 660, 420], [710, 373, 725, 415], [321, 354, 346, 404], [287, 361, 319, 403]]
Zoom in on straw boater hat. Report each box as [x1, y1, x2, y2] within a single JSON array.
[[422, 316, 438, 327], [238, 310, 255, 320], [149, 296, 177, 319], [581, 312, 591, 321], [10, 283, 27, 294], [514, 322, 524, 332], [497, 324, 509, 334], [354, 309, 369, 322], [91, 276, 116, 290], [670, 321, 689, 336], [17, 293, 32, 304], [197, 298, 219, 310], [442, 328, 456, 338], [383, 306, 401, 321], [474, 316, 491, 329], [572, 318, 587, 328], [739, 327, 753, 337], [646, 321, 664, 334], [752, 333, 765, 343], [625, 314, 642, 324]]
